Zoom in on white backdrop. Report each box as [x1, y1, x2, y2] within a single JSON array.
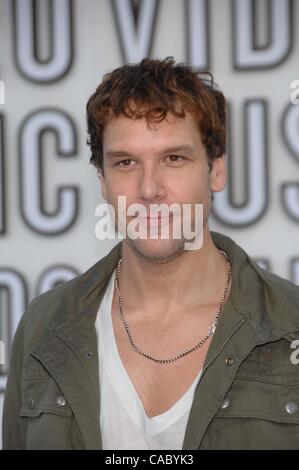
[[0, 0, 299, 447]]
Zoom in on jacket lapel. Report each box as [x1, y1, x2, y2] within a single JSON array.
[[182, 298, 255, 449], [182, 231, 260, 449], [30, 241, 123, 450], [183, 231, 299, 450]]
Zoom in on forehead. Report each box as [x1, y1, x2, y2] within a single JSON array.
[[103, 112, 204, 154]]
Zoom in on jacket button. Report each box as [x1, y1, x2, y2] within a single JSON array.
[[225, 356, 234, 366], [27, 398, 35, 410], [221, 397, 230, 409], [56, 395, 67, 407], [285, 402, 298, 415]]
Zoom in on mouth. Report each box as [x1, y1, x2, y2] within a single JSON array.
[[134, 215, 175, 232], [146, 216, 170, 220], [137, 215, 173, 222], [138, 213, 174, 219]]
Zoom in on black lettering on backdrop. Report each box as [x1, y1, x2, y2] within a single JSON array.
[[12, 0, 73, 83], [281, 104, 299, 223], [19, 108, 79, 235], [212, 100, 269, 227], [282, 103, 299, 165], [281, 182, 299, 222], [36, 264, 80, 295], [233, 0, 293, 70], [0, 269, 28, 390], [111, 0, 159, 63], [0, 265, 79, 389], [186, 0, 209, 70]]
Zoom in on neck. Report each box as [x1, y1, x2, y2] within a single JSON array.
[[116, 228, 231, 322]]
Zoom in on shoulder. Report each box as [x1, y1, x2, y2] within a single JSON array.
[[249, 257, 299, 316], [16, 242, 122, 353], [15, 276, 80, 358], [211, 231, 299, 333]]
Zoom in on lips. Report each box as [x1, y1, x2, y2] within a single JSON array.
[[145, 216, 169, 220], [137, 215, 173, 223], [139, 214, 173, 220], [135, 215, 174, 230]]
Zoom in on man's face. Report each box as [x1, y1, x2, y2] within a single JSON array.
[[100, 111, 226, 262]]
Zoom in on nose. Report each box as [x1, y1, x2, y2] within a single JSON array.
[[138, 164, 167, 202]]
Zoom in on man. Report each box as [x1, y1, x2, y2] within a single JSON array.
[[3, 57, 299, 450]]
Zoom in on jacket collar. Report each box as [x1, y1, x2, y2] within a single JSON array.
[[31, 232, 299, 449], [211, 231, 299, 339]]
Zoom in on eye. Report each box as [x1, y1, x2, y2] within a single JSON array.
[[115, 159, 134, 168], [166, 155, 186, 164]]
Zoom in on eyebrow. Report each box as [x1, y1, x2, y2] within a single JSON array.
[[105, 145, 196, 159]]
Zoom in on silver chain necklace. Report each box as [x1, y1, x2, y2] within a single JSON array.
[[115, 249, 232, 364]]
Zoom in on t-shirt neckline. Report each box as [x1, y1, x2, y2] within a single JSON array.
[[99, 270, 202, 436]]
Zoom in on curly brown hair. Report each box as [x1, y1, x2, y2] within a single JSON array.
[[86, 56, 227, 175]]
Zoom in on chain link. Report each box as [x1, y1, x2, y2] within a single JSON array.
[[115, 249, 232, 364]]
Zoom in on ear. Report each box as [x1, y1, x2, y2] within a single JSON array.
[[97, 170, 107, 200], [210, 155, 227, 193]]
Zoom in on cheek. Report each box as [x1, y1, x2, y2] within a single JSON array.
[[103, 179, 136, 209], [173, 174, 210, 203]]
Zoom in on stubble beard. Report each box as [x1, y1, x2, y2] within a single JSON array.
[[120, 197, 212, 265]]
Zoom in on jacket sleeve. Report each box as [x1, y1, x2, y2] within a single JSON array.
[[2, 312, 28, 449]]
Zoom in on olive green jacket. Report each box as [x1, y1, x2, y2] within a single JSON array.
[[3, 232, 299, 450]]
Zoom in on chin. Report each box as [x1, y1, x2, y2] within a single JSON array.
[[126, 237, 186, 264]]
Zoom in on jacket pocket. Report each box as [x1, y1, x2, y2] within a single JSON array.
[[205, 378, 299, 449], [20, 377, 73, 449]]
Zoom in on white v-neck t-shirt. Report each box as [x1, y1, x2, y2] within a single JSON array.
[[95, 270, 203, 450]]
